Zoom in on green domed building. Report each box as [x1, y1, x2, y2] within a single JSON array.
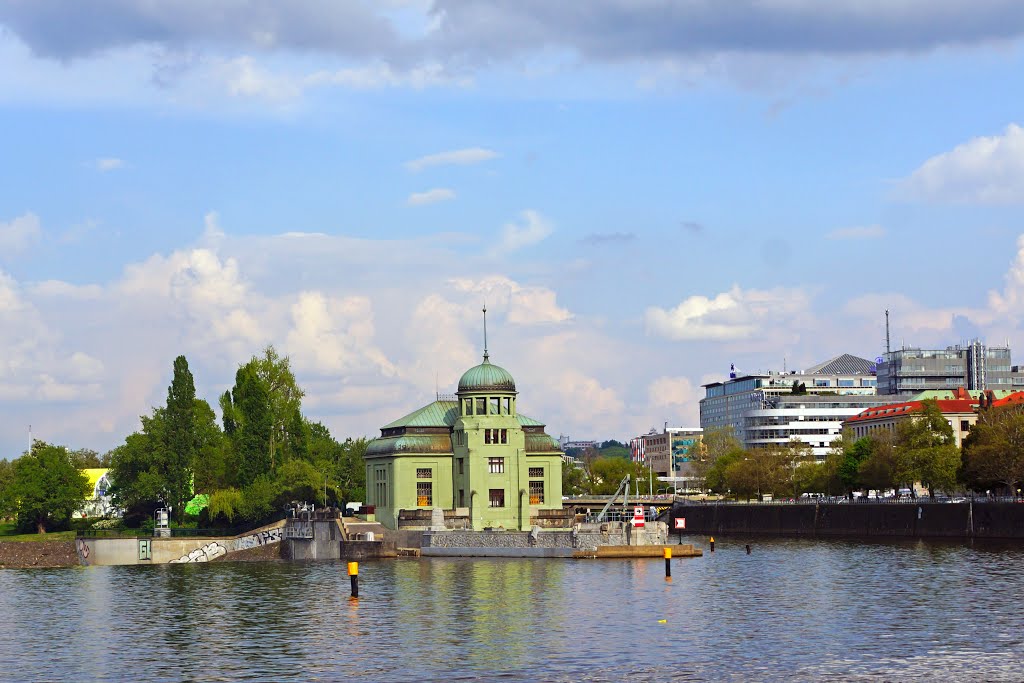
[[365, 340, 565, 531]]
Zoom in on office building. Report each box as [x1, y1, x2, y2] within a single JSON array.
[[877, 339, 1024, 396]]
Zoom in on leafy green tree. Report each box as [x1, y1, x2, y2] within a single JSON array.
[[859, 431, 898, 493], [247, 345, 305, 470], [275, 459, 327, 506], [693, 426, 745, 488], [833, 435, 872, 496], [207, 488, 243, 525], [705, 448, 745, 494], [895, 399, 958, 497], [70, 448, 106, 468], [233, 364, 272, 487], [10, 442, 90, 533], [562, 462, 589, 496], [238, 476, 277, 523], [962, 403, 1024, 496], [192, 399, 233, 493], [164, 355, 198, 521], [589, 456, 643, 494], [108, 414, 171, 520], [0, 458, 16, 518]]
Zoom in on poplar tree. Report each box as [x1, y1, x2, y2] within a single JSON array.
[[165, 355, 198, 520], [233, 365, 272, 488]]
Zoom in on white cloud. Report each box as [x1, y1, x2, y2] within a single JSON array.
[[285, 291, 397, 378], [0, 212, 41, 254], [94, 157, 125, 171], [406, 188, 456, 205], [404, 147, 498, 172], [646, 376, 701, 427], [645, 285, 811, 341], [305, 62, 471, 90], [495, 210, 553, 253], [826, 225, 885, 240], [899, 123, 1024, 204], [450, 275, 571, 325]]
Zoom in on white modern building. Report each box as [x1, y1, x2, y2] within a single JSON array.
[[699, 354, 892, 460]]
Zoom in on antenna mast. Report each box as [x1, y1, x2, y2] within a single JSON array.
[[482, 304, 489, 361], [885, 309, 891, 356]]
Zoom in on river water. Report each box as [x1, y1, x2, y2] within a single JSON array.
[[2, 537, 1023, 682]]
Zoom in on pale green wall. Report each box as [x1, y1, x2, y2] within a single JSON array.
[[368, 390, 563, 531]]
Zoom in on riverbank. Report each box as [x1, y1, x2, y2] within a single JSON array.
[[0, 541, 79, 569]]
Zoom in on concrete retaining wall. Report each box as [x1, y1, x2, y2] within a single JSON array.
[[77, 521, 286, 566], [670, 502, 1024, 539]]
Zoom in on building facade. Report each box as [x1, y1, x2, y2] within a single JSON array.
[[877, 339, 1024, 396], [700, 354, 892, 460], [844, 388, 1024, 448], [364, 352, 564, 531]]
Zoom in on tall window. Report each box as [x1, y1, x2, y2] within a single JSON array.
[[488, 457, 504, 474], [502, 397, 511, 415], [500, 429, 507, 444], [529, 480, 544, 505], [476, 397, 486, 415], [417, 481, 432, 507], [375, 468, 388, 507], [464, 398, 473, 415], [458, 458, 464, 475], [458, 489, 465, 507], [490, 397, 500, 414], [489, 489, 505, 507]]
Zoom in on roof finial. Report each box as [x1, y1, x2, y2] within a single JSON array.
[[482, 303, 489, 362]]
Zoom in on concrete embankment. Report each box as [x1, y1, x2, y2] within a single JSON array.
[[0, 541, 79, 569], [670, 501, 1024, 540]]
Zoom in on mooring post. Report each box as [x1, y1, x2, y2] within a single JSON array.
[[348, 561, 359, 598], [709, 536, 715, 553], [663, 547, 672, 579]]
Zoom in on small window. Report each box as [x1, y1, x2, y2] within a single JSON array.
[[502, 397, 510, 414], [489, 489, 505, 507], [961, 420, 970, 432], [529, 467, 544, 478], [484, 429, 492, 444], [490, 397, 500, 415], [458, 458, 464, 475], [458, 489, 465, 507], [416, 468, 432, 479], [476, 397, 486, 415], [488, 457, 504, 474], [464, 398, 473, 415], [529, 480, 544, 505], [417, 481, 432, 507], [500, 429, 507, 444]]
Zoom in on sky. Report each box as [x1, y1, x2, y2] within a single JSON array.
[[3, 1, 1024, 457]]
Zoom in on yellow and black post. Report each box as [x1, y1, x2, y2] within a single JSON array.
[[348, 561, 359, 598], [709, 536, 715, 553], [663, 547, 672, 579]]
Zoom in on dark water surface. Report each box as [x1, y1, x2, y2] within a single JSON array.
[[3, 537, 1024, 682]]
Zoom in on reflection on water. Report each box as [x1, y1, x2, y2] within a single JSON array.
[[2, 537, 1024, 681]]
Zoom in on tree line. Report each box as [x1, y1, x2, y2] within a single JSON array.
[[0, 346, 367, 533], [691, 399, 1024, 499]]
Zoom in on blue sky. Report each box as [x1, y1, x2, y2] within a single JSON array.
[[3, 1, 1024, 457]]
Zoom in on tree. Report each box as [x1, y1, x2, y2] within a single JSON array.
[[589, 456, 643, 494], [164, 355, 198, 521], [70, 448, 107, 468], [248, 345, 305, 470], [10, 442, 90, 533], [232, 364, 272, 487], [693, 426, 745, 487], [192, 399, 233, 493], [859, 431, 898, 493], [705, 449, 745, 494], [790, 381, 807, 395], [962, 403, 1024, 496], [833, 435, 872, 497], [0, 458, 15, 518], [894, 399, 959, 497], [562, 462, 589, 496]]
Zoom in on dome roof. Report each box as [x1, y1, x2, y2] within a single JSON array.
[[458, 358, 516, 393]]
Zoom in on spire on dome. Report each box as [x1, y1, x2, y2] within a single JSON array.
[[482, 304, 489, 363]]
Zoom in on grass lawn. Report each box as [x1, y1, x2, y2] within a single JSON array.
[[0, 522, 76, 542]]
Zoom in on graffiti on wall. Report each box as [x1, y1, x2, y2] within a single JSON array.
[[76, 538, 91, 566], [169, 542, 226, 563], [234, 527, 283, 551]]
